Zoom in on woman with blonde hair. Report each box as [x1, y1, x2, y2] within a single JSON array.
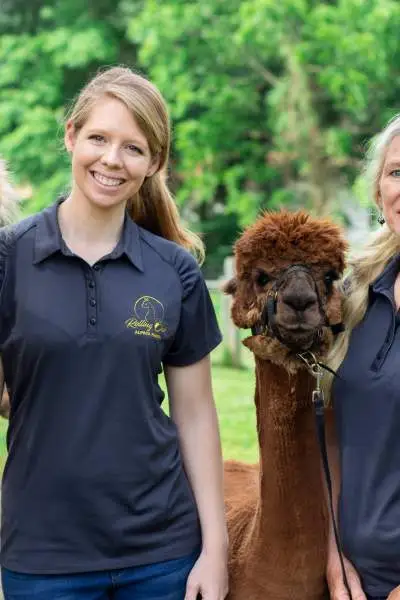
[[0, 66, 228, 600], [326, 115, 400, 600]]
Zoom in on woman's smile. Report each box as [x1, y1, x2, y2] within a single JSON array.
[[65, 96, 158, 211], [90, 170, 126, 188]]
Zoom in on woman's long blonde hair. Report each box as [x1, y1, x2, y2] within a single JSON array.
[[66, 66, 204, 262], [325, 115, 400, 399]]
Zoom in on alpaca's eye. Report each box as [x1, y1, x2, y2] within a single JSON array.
[[256, 271, 270, 287], [324, 270, 339, 289]]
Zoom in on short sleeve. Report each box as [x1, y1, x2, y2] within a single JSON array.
[[163, 254, 222, 367]]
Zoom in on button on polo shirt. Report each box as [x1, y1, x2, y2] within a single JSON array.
[[0, 199, 222, 574], [333, 253, 400, 597]]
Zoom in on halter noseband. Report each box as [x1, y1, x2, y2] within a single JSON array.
[[251, 264, 344, 347]]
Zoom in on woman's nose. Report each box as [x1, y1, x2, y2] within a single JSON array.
[[101, 145, 122, 168]]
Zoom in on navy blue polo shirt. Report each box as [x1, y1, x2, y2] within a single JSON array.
[[0, 199, 222, 574], [334, 253, 400, 597]]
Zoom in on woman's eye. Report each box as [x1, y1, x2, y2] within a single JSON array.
[[126, 144, 143, 155], [390, 169, 400, 177], [89, 134, 105, 143], [256, 271, 270, 287]]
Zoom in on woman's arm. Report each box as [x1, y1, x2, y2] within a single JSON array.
[[325, 409, 366, 600], [165, 355, 228, 600]]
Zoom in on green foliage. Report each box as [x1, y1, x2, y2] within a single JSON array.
[[1, 0, 400, 269], [125, 0, 400, 224], [0, 0, 135, 213], [126, 0, 278, 223], [201, 212, 241, 278]]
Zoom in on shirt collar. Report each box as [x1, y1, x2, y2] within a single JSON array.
[[33, 199, 64, 264], [371, 251, 400, 295], [33, 198, 144, 272], [109, 213, 144, 271]]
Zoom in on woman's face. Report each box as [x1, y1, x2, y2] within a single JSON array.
[[378, 135, 400, 234], [65, 95, 158, 212]]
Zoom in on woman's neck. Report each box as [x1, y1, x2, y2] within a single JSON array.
[[58, 192, 126, 265]]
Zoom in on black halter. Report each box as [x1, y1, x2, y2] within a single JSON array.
[[251, 264, 344, 346]]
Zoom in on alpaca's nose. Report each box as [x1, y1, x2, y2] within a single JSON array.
[[281, 290, 318, 312]]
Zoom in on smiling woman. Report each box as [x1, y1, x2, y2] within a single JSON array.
[[64, 97, 158, 219], [62, 68, 204, 264], [324, 114, 400, 600], [0, 67, 228, 600]]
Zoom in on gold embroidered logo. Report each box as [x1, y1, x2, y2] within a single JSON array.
[[125, 296, 168, 340]]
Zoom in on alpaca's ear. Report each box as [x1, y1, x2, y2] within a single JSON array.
[[223, 277, 256, 329], [223, 277, 237, 296]]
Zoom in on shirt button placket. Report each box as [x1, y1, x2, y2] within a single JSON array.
[[87, 265, 99, 331]]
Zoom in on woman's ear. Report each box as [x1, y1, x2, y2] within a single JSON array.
[[376, 184, 382, 207], [64, 120, 76, 153]]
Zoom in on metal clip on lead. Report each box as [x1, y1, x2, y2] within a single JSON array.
[[311, 363, 324, 405], [297, 351, 324, 404]]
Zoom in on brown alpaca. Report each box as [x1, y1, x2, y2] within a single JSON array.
[[224, 211, 346, 600], [0, 159, 19, 419]]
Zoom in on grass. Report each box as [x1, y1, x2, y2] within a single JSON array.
[[0, 418, 6, 472], [206, 292, 257, 463], [211, 364, 257, 462]]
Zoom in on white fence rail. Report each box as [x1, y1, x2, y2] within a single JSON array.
[[206, 256, 242, 368]]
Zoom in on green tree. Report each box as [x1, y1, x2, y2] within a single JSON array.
[[126, 0, 400, 224], [0, 0, 138, 212], [1, 0, 400, 274]]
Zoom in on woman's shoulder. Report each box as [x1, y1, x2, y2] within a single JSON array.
[[138, 227, 203, 299], [0, 214, 38, 288], [0, 213, 39, 246], [138, 227, 200, 273]]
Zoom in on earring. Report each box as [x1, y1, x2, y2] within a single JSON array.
[[378, 213, 385, 225]]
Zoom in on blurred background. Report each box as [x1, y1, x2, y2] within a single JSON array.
[[0, 0, 399, 467], [2, 0, 399, 277]]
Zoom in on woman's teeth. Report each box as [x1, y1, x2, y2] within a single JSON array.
[[92, 172, 125, 187]]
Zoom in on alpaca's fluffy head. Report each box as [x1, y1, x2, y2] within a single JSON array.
[[225, 211, 347, 371], [0, 159, 19, 226]]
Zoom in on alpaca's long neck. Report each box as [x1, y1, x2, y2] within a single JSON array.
[[253, 358, 328, 559]]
